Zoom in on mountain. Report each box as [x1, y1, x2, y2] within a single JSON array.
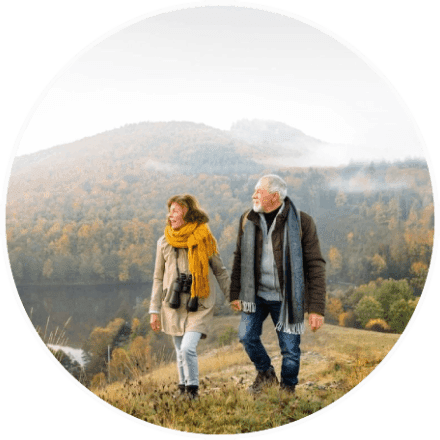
[[11, 121, 266, 180], [230, 119, 351, 167], [230, 118, 320, 151], [12, 119, 351, 183]]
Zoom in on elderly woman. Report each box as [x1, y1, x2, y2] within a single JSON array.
[[149, 194, 230, 399]]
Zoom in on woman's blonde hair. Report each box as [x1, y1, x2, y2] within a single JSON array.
[[166, 194, 209, 225]]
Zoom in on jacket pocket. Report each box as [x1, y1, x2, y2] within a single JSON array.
[[198, 292, 215, 310], [161, 288, 168, 302], [197, 298, 207, 310]]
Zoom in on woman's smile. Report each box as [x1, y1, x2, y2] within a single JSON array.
[[169, 202, 187, 229]]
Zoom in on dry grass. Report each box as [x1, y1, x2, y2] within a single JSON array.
[[92, 315, 400, 434]]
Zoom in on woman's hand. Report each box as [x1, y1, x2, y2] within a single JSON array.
[[150, 313, 161, 333]]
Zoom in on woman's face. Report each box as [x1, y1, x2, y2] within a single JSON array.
[[169, 202, 188, 230]]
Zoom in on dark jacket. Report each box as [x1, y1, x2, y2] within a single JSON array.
[[229, 197, 326, 316]]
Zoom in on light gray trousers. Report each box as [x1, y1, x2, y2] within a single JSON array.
[[172, 331, 202, 386]]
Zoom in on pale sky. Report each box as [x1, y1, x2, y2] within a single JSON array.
[[17, 6, 424, 163]]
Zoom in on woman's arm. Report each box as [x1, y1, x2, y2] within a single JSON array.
[[149, 237, 166, 314], [209, 252, 231, 298]]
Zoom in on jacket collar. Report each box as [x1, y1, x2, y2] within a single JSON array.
[[247, 197, 292, 226]]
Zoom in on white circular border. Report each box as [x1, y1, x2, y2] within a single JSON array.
[[0, 0, 439, 439]]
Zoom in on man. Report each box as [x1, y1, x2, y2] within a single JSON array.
[[230, 174, 326, 394]]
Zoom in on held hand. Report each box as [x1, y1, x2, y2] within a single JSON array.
[[150, 314, 161, 333], [309, 313, 324, 332], [230, 300, 242, 312]]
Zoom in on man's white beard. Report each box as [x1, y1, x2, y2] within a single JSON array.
[[253, 202, 264, 213]]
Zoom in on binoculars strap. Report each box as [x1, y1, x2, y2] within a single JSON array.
[[174, 247, 181, 278]]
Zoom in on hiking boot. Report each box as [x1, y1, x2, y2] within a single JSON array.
[[248, 366, 279, 394], [173, 384, 186, 399], [185, 385, 199, 400], [280, 382, 296, 395]]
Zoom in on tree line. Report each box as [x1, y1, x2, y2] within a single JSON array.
[[7, 160, 433, 294]]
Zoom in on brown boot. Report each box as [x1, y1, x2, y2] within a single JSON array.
[[247, 366, 279, 394], [280, 382, 296, 395]]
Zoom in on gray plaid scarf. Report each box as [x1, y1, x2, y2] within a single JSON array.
[[239, 199, 305, 334]]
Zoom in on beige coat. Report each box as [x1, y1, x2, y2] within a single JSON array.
[[149, 235, 230, 338]]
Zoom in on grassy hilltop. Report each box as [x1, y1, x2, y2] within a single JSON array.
[[92, 314, 399, 434]]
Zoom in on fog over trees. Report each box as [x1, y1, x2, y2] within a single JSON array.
[[7, 120, 433, 293]]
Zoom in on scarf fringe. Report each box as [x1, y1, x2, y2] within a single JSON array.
[[239, 199, 305, 334], [241, 301, 256, 313], [275, 320, 305, 335]]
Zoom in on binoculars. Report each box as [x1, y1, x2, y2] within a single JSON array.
[[168, 273, 198, 312]]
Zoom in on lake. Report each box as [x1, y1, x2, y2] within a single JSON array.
[[16, 282, 152, 347]]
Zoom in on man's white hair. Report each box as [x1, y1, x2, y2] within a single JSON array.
[[256, 174, 287, 202]]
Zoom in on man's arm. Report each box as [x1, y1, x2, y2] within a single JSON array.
[[229, 212, 246, 303], [301, 213, 326, 317]]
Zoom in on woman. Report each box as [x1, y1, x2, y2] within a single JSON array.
[[149, 194, 230, 399]]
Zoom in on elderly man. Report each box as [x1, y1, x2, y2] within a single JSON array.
[[230, 174, 326, 394]]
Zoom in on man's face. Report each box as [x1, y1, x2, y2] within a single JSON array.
[[252, 180, 279, 213]]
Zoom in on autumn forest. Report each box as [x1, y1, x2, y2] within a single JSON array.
[[6, 120, 434, 336]]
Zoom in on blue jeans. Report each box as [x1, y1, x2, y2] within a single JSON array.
[[238, 296, 301, 387], [172, 332, 202, 386]]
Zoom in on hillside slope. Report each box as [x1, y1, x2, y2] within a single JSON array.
[[93, 317, 400, 434]]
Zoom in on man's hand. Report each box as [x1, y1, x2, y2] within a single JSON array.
[[150, 313, 161, 333], [309, 313, 324, 332], [230, 300, 242, 312]]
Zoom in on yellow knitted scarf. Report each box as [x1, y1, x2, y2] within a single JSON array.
[[164, 222, 219, 299]]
